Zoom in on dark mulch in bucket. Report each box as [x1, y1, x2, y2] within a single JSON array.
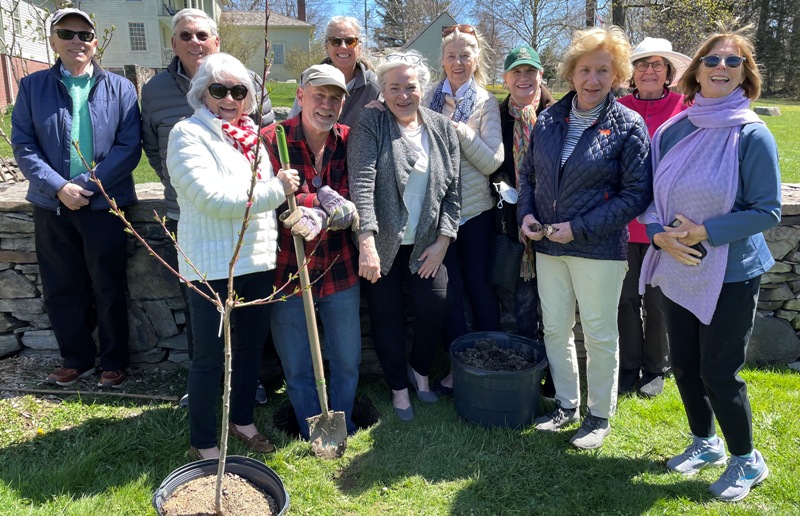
[[160, 472, 278, 516], [272, 396, 381, 438], [455, 338, 538, 371]]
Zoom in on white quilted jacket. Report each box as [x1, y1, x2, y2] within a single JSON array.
[[424, 84, 504, 223], [166, 108, 286, 282]]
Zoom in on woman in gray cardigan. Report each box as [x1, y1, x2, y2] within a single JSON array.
[[348, 51, 461, 421]]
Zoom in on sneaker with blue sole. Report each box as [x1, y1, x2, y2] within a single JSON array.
[[709, 449, 769, 502], [667, 435, 728, 475]]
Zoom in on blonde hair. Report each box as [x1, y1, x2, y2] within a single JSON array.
[[439, 28, 492, 87], [559, 26, 632, 90], [679, 23, 761, 103]]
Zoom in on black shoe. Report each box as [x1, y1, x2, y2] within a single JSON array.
[[618, 368, 640, 395], [431, 381, 453, 398], [638, 372, 664, 398]]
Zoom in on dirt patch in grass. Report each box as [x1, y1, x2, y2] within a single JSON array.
[[160, 472, 278, 516], [454, 338, 538, 371]]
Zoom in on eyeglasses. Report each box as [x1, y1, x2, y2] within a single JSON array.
[[179, 31, 211, 42], [386, 53, 421, 65], [54, 29, 95, 42], [634, 60, 667, 72], [327, 36, 359, 48], [442, 24, 476, 37], [700, 55, 746, 68], [207, 83, 248, 101]]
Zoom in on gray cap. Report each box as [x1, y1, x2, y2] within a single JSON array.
[[50, 8, 95, 29], [301, 64, 348, 95]]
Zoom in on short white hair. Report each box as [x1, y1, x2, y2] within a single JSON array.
[[376, 51, 431, 93], [172, 8, 217, 36], [326, 16, 362, 38], [187, 53, 257, 114]]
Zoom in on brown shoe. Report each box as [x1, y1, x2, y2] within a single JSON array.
[[46, 366, 95, 387], [228, 423, 276, 453], [98, 370, 127, 389]]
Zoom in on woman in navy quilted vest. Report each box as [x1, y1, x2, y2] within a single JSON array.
[[423, 24, 504, 397], [518, 26, 652, 450], [639, 26, 779, 502]]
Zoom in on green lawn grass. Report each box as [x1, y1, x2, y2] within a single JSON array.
[[0, 366, 798, 514]]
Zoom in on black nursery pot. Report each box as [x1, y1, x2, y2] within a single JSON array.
[[152, 455, 289, 515], [451, 331, 549, 429]]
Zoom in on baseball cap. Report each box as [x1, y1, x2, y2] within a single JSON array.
[[301, 64, 349, 95], [50, 8, 95, 30], [504, 46, 543, 72]]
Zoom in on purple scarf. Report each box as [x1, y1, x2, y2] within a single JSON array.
[[638, 88, 763, 324]]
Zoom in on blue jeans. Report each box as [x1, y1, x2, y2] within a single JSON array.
[[271, 284, 361, 439], [187, 271, 274, 449]]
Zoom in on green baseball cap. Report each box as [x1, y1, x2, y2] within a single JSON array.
[[504, 46, 543, 72]]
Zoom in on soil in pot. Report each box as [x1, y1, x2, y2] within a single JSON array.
[[160, 472, 278, 516], [454, 338, 537, 371]]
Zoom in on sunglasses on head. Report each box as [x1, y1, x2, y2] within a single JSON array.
[[55, 29, 95, 42], [386, 53, 421, 65], [442, 24, 476, 37], [700, 55, 746, 68], [179, 31, 210, 42], [207, 83, 248, 101], [326, 36, 359, 48]]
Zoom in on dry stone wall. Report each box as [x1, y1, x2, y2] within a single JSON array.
[[1, 181, 799, 367]]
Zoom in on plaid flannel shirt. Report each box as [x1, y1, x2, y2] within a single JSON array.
[[261, 117, 359, 298]]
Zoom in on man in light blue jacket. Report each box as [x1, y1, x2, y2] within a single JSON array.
[[11, 8, 141, 389]]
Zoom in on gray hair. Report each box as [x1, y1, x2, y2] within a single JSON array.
[[326, 16, 362, 38], [172, 8, 218, 36], [440, 27, 491, 87], [187, 53, 257, 115], [376, 51, 431, 93]]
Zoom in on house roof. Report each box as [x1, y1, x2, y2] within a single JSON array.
[[221, 10, 313, 28], [401, 11, 457, 49]]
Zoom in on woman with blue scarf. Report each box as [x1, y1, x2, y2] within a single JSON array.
[[639, 26, 780, 502], [423, 25, 504, 396]]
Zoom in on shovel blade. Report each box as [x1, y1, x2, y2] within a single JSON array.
[[307, 411, 348, 459]]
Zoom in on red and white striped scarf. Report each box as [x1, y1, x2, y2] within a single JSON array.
[[215, 111, 262, 178]]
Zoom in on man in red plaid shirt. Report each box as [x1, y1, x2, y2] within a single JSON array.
[[261, 64, 361, 439]]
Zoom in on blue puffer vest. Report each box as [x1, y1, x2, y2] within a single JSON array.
[[517, 91, 652, 261]]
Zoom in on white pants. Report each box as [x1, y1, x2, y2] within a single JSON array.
[[536, 253, 628, 418]]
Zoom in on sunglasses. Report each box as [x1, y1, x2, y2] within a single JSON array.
[[386, 53, 421, 65], [442, 24, 476, 37], [207, 83, 248, 101], [179, 31, 211, 42], [54, 29, 95, 42], [634, 60, 667, 72], [327, 36, 359, 48], [700, 55, 746, 68]]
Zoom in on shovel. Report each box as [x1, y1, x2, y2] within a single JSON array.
[[275, 125, 347, 459]]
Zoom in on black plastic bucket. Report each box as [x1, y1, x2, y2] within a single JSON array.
[[451, 331, 548, 429], [152, 455, 289, 515]]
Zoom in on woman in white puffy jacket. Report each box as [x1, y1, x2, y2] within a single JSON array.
[[423, 25, 504, 396], [166, 53, 299, 461]]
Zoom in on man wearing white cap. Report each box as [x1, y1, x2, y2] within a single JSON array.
[[260, 64, 361, 440], [11, 8, 141, 388]]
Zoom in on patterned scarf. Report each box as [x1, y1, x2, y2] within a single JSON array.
[[508, 94, 540, 281], [216, 111, 262, 178], [429, 79, 478, 123]]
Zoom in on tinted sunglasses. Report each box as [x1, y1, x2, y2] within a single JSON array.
[[207, 83, 248, 101], [327, 36, 359, 48], [179, 31, 210, 42], [55, 29, 95, 42], [634, 60, 666, 72], [700, 55, 746, 68], [442, 24, 476, 37]]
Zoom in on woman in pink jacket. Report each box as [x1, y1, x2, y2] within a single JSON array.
[[616, 38, 691, 397]]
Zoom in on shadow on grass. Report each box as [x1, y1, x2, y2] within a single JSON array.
[[334, 387, 714, 515]]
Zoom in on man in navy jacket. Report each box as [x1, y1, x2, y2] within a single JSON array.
[[11, 8, 141, 388]]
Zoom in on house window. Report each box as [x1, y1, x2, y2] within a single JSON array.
[[272, 43, 285, 65], [129, 23, 147, 51], [12, 9, 22, 35]]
